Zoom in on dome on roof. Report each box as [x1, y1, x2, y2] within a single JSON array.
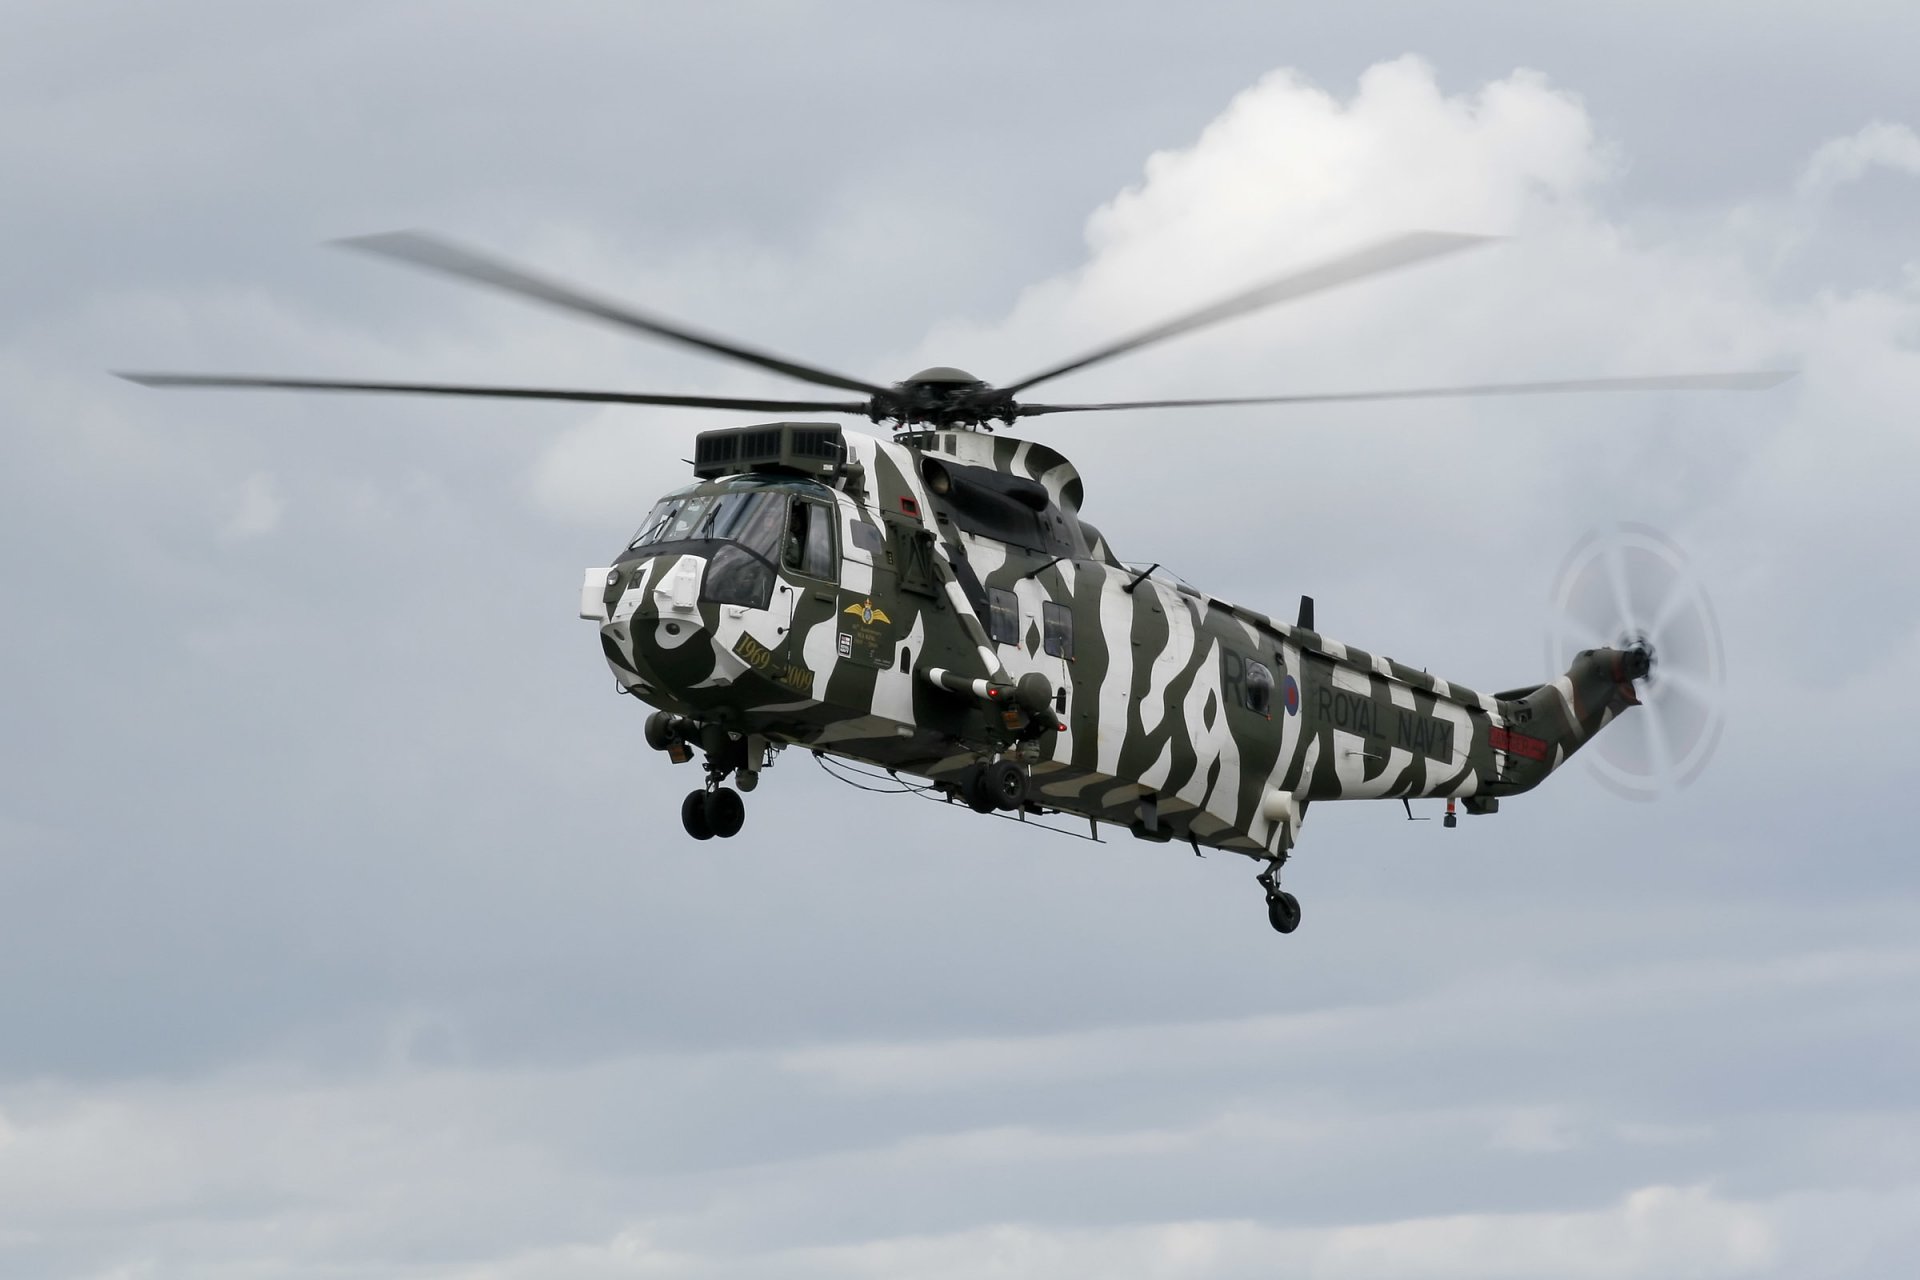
[[901, 366, 982, 386]]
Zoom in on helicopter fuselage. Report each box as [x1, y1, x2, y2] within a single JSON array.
[[584, 423, 1642, 860]]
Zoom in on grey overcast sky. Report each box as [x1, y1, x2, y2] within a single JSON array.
[[5, 2, 1920, 1276]]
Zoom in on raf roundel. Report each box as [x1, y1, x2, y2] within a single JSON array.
[[1282, 674, 1300, 716]]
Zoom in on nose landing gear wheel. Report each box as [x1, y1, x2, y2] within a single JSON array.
[[704, 785, 745, 838], [681, 790, 715, 840], [1266, 890, 1302, 934]]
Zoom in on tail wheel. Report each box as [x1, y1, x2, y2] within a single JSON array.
[[1266, 890, 1302, 934]]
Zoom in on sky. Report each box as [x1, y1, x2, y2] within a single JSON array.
[[4, 2, 1920, 1276]]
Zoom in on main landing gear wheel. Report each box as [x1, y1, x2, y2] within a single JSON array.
[[1266, 890, 1302, 934], [704, 786, 745, 838], [681, 790, 714, 841], [964, 760, 1028, 813]]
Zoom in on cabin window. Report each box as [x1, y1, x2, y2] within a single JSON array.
[[783, 498, 836, 580], [1043, 600, 1074, 659], [988, 588, 1019, 646], [848, 520, 884, 557], [1245, 659, 1274, 715]]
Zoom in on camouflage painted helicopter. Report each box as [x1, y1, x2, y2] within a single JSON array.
[[124, 230, 1785, 933]]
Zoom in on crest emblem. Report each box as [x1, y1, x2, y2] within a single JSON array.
[[844, 598, 891, 627]]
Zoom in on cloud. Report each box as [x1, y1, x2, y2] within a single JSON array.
[[1079, 58, 1606, 287], [1796, 120, 1920, 200], [1313, 1185, 1775, 1279], [451, 1185, 1789, 1280]]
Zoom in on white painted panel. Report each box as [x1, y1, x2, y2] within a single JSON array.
[[579, 568, 610, 621]]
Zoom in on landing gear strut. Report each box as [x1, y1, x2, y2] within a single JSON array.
[[667, 720, 765, 840], [1256, 853, 1301, 934]]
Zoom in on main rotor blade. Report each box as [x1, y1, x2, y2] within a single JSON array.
[[1000, 231, 1495, 396], [1015, 370, 1795, 416], [116, 372, 869, 414], [335, 231, 890, 398]]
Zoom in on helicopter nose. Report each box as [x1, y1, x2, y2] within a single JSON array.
[[606, 606, 720, 702], [594, 555, 720, 697]]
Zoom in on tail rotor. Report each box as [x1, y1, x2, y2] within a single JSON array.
[[1548, 524, 1727, 799]]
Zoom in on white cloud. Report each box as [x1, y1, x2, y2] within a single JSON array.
[[3, 925, 1917, 1277], [1080, 58, 1606, 290], [1796, 120, 1920, 200], [464, 1185, 1781, 1280], [777, 940, 1920, 1094], [1313, 1185, 1775, 1280]]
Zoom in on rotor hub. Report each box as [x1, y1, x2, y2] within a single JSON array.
[[1620, 637, 1655, 683], [883, 367, 1015, 430], [902, 366, 981, 386]]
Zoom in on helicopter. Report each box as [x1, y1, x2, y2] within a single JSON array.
[[122, 229, 1786, 933]]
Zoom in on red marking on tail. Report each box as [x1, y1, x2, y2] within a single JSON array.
[[1489, 725, 1550, 761]]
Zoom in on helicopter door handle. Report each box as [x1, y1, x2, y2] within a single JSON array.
[[813, 591, 834, 603]]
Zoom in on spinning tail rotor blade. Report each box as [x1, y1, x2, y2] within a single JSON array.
[[1015, 371, 1794, 417], [1548, 524, 1728, 799], [114, 372, 868, 415], [335, 231, 890, 398], [1000, 231, 1494, 396]]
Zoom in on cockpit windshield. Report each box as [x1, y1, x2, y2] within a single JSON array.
[[624, 485, 809, 611], [629, 489, 784, 560], [630, 492, 704, 548]]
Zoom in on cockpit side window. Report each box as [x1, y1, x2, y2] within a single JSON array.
[[784, 498, 837, 581]]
